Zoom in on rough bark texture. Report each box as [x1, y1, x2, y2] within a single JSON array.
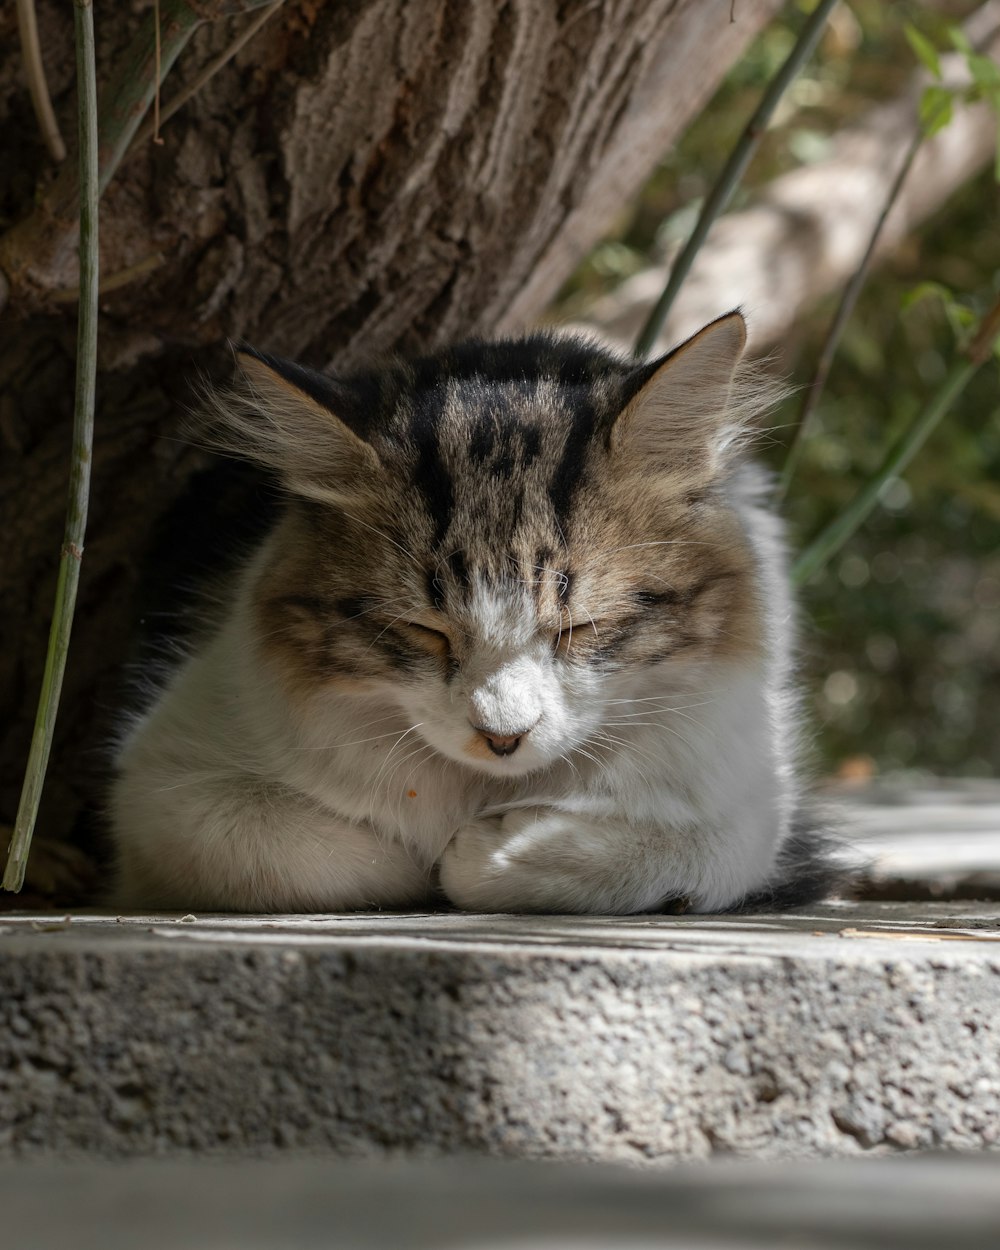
[[0, 0, 784, 894]]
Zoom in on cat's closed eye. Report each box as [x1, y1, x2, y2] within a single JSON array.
[[110, 315, 837, 919], [551, 616, 607, 655], [402, 621, 452, 658]]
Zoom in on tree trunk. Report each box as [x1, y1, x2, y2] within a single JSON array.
[[0, 0, 785, 892]]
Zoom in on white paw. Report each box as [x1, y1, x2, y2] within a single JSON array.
[[438, 808, 657, 914], [438, 815, 518, 911]]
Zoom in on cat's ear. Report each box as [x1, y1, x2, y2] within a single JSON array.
[[611, 311, 750, 482], [204, 347, 383, 503]]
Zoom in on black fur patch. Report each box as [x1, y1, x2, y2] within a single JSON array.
[[408, 390, 456, 549], [549, 415, 595, 530], [733, 809, 850, 912], [333, 595, 381, 622], [446, 549, 469, 588], [127, 458, 281, 672], [240, 335, 666, 553], [632, 588, 681, 610]]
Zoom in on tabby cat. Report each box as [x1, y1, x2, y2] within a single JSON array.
[[110, 311, 834, 913]]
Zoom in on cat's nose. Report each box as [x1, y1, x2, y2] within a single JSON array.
[[472, 723, 536, 756]]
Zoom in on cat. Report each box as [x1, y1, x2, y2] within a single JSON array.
[[110, 310, 836, 914]]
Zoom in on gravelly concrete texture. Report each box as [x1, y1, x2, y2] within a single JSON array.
[[3, 783, 999, 1162], [2, 899, 1000, 1161], [2, 1155, 1000, 1249]]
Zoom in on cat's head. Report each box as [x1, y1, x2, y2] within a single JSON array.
[[211, 313, 773, 777]]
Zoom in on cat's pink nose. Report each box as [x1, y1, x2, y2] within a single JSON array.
[[472, 724, 534, 756]]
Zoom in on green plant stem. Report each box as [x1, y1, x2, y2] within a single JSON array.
[[16, 0, 67, 161], [791, 293, 1000, 587], [126, 2, 284, 158], [780, 9, 1000, 500], [633, 0, 838, 359], [4, 0, 100, 893], [0, 0, 276, 316], [779, 128, 924, 500], [94, 0, 202, 195]]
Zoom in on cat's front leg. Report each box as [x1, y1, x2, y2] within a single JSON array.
[[439, 806, 723, 915], [113, 774, 435, 913]]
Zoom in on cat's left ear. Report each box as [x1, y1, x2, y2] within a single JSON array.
[[205, 346, 384, 504], [611, 311, 748, 481]]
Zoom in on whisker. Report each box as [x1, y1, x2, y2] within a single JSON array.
[[365, 722, 425, 825], [603, 691, 723, 705], [602, 540, 713, 556], [342, 513, 424, 572], [592, 730, 664, 769], [603, 702, 717, 725], [292, 726, 412, 752], [366, 608, 420, 653]]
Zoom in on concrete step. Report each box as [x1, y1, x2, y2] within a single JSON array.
[[3, 896, 1000, 1161], [1, 783, 999, 1163], [836, 778, 1000, 899]]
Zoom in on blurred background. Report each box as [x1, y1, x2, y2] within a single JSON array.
[[553, 0, 1000, 784]]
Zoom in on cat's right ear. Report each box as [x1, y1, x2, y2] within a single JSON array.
[[205, 346, 383, 503], [610, 312, 748, 486]]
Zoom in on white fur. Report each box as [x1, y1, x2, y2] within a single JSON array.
[[112, 460, 797, 914], [113, 316, 804, 915]]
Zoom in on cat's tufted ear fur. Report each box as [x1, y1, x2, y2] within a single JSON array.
[[204, 347, 383, 504], [612, 311, 760, 484]]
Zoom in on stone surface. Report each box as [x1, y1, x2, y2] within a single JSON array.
[[3, 1154, 1000, 1249], [2, 899, 1000, 1162], [3, 784, 1000, 1162], [835, 779, 1000, 899]]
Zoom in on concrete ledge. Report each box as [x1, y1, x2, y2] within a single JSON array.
[[2, 901, 1000, 1161]]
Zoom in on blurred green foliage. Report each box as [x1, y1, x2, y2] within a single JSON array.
[[556, 1, 1000, 780]]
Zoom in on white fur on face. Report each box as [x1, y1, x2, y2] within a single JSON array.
[[111, 319, 820, 916], [393, 577, 606, 779]]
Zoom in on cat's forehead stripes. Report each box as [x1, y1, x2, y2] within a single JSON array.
[[246, 321, 765, 700], [315, 337, 652, 555], [445, 390, 618, 561], [405, 389, 455, 550]]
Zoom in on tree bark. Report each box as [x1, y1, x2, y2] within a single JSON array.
[[0, 0, 783, 889]]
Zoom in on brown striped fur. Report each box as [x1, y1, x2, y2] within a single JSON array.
[[229, 314, 766, 700], [111, 313, 838, 915]]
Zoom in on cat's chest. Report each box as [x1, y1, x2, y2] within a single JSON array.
[[283, 716, 485, 856]]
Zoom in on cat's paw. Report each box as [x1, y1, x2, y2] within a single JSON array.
[[439, 808, 648, 913], [438, 816, 514, 911]]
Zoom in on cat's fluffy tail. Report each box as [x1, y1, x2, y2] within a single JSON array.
[[733, 805, 852, 912]]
